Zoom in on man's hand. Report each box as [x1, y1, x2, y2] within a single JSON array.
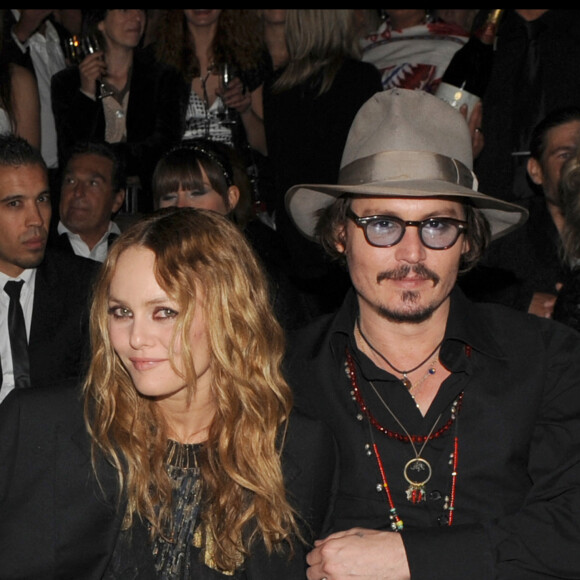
[[306, 528, 411, 580], [528, 291, 558, 318]]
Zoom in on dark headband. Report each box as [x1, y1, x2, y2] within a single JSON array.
[[164, 143, 234, 188]]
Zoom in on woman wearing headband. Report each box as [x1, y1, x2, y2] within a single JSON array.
[[152, 139, 310, 329]]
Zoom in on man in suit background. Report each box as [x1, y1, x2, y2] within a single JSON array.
[[0, 133, 99, 403], [50, 141, 125, 262], [4, 11, 67, 167]]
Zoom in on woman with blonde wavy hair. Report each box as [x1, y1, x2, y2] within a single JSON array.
[[263, 9, 382, 320], [0, 207, 336, 578], [271, 9, 363, 97]]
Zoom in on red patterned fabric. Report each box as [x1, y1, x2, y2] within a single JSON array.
[[361, 20, 468, 94]]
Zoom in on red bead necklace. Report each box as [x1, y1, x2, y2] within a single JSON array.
[[345, 347, 462, 529]]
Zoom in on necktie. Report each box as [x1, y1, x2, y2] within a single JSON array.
[[4, 280, 31, 389]]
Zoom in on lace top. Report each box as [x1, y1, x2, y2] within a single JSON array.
[[104, 441, 206, 579], [151, 441, 203, 578]]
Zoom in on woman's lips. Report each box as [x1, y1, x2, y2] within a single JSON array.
[[129, 358, 167, 371]]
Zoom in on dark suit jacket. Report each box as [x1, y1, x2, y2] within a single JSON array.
[[0, 248, 100, 393], [0, 387, 337, 579], [51, 48, 188, 212]]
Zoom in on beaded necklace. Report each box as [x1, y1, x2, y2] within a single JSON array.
[[345, 347, 462, 529]]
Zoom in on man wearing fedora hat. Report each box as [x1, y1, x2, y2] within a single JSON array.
[[284, 89, 580, 579]]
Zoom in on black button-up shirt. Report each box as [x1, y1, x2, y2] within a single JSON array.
[[285, 286, 580, 579]]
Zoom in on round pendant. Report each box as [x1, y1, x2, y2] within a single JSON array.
[[401, 377, 412, 389], [403, 457, 432, 486]]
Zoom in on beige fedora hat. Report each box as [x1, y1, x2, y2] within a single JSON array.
[[286, 88, 528, 242]]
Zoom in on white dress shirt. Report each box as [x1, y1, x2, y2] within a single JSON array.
[[0, 269, 36, 403], [57, 220, 121, 263], [10, 10, 66, 168]]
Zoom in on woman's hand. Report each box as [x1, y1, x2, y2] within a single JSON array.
[[219, 77, 252, 116], [79, 51, 107, 98]]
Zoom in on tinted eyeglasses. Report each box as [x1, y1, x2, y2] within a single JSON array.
[[346, 208, 467, 250]]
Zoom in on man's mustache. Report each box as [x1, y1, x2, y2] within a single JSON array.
[[377, 264, 440, 285]]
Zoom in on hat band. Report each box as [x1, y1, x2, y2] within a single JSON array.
[[338, 151, 478, 191]]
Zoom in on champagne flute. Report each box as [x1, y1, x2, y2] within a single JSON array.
[[82, 34, 114, 100], [218, 63, 237, 127]]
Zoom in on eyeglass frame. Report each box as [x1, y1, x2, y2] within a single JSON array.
[[346, 208, 468, 250]]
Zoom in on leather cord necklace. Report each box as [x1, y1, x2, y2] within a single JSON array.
[[356, 316, 443, 389]]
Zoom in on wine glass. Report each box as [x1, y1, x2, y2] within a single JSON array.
[[64, 35, 84, 66], [81, 34, 115, 100], [218, 63, 237, 127]]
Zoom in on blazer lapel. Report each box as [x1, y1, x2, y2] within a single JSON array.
[[29, 255, 65, 350]]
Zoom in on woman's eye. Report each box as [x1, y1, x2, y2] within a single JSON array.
[[187, 189, 207, 198], [108, 306, 131, 319], [154, 307, 178, 320]]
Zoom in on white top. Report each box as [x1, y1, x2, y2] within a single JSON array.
[[10, 10, 66, 168], [0, 108, 12, 134], [0, 268, 36, 403], [58, 220, 121, 263], [182, 89, 234, 147]]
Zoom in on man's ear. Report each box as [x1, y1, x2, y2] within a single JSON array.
[[527, 156, 544, 186], [111, 188, 125, 214], [461, 232, 471, 256], [335, 225, 347, 255]]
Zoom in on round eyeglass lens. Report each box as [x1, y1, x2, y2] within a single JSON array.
[[421, 221, 459, 248], [367, 218, 402, 246]]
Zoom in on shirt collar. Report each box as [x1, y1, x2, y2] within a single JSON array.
[[328, 284, 505, 366], [11, 10, 60, 42], [444, 285, 505, 359], [0, 268, 35, 287], [58, 219, 122, 239]]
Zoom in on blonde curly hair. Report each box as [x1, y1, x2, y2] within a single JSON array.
[[84, 207, 300, 572]]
